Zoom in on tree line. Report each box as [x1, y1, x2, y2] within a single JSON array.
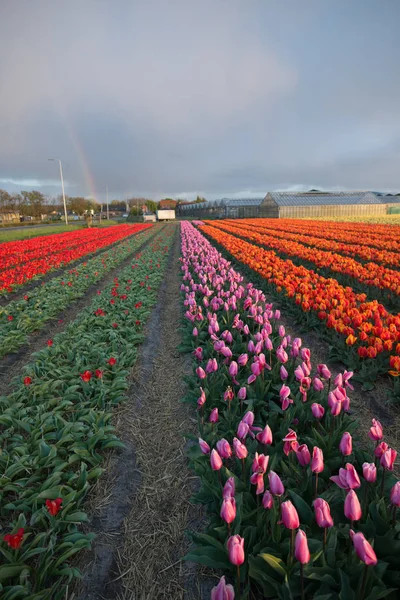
[[0, 189, 207, 219]]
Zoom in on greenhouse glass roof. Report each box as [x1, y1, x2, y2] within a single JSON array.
[[268, 192, 384, 207]]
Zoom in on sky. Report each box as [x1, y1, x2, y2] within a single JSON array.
[[0, 0, 399, 202]]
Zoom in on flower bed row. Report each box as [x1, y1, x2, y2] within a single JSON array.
[[236, 219, 400, 269], [179, 222, 400, 600], [0, 227, 174, 599], [198, 223, 400, 387], [0, 225, 158, 358], [210, 220, 400, 302], [0, 224, 152, 295]]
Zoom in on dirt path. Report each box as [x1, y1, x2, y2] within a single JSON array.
[[71, 224, 210, 600], [0, 226, 162, 395]]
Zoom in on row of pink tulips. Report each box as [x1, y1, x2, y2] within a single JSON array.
[[179, 222, 400, 600]]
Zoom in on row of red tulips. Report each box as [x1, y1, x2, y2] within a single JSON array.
[[179, 222, 400, 600], [0, 224, 152, 294]]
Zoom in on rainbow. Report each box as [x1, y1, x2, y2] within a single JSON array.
[[61, 115, 99, 201]]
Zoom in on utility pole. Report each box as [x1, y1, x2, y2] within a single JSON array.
[[48, 158, 68, 225], [106, 186, 109, 221]]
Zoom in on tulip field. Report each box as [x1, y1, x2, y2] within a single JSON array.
[[1, 219, 400, 599]]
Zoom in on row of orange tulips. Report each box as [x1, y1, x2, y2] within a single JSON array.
[[233, 219, 400, 269], [208, 220, 400, 301], [199, 224, 400, 383]]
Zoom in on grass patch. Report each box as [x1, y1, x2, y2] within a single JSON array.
[[0, 220, 119, 243]]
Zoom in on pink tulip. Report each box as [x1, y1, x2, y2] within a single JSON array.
[[344, 490, 362, 522], [221, 346, 232, 359], [362, 462, 377, 483], [296, 444, 311, 467], [229, 361, 238, 378], [237, 353, 248, 367], [281, 500, 300, 529], [374, 442, 388, 458], [390, 481, 400, 507], [233, 438, 248, 460], [252, 453, 269, 474], [250, 472, 265, 495], [223, 477, 236, 499], [368, 418, 383, 441], [380, 448, 397, 471], [211, 576, 235, 600], [192, 327, 198, 336], [280, 366, 288, 381], [350, 530, 377, 566], [224, 387, 234, 403], [220, 497, 236, 524], [256, 424, 273, 445], [193, 347, 203, 360], [237, 387, 247, 401], [276, 346, 288, 364], [330, 463, 361, 490], [295, 529, 310, 564], [199, 438, 210, 454], [210, 449, 223, 471], [242, 411, 254, 426], [268, 471, 285, 496], [227, 535, 245, 566], [237, 421, 249, 440], [283, 429, 299, 456], [279, 385, 293, 411], [209, 408, 219, 424], [262, 490, 273, 509], [279, 325, 285, 337], [196, 367, 206, 379], [339, 432, 352, 456], [216, 439, 232, 459], [311, 403, 325, 419], [317, 364, 331, 380], [311, 447, 324, 473], [314, 498, 334, 528], [313, 377, 324, 392], [197, 388, 206, 408]]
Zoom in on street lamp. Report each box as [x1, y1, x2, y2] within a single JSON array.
[[48, 158, 68, 225]]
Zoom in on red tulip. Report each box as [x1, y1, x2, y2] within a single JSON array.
[[314, 498, 334, 528], [23, 376, 32, 386], [295, 529, 310, 564], [339, 432, 352, 456], [80, 370, 92, 383], [46, 498, 62, 516], [311, 447, 324, 473], [380, 448, 397, 471], [390, 481, 400, 507], [95, 369, 104, 379], [350, 530, 377, 566], [227, 535, 245, 566], [281, 500, 300, 529], [368, 419, 383, 441], [47, 339, 53, 347], [108, 357, 117, 366], [344, 490, 362, 522], [3, 528, 24, 549], [210, 449, 223, 471], [268, 471, 285, 496], [220, 497, 236, 524], [296, 444, 311, 467], [211, 576, 235, 600], [362, 462, 377, 483]]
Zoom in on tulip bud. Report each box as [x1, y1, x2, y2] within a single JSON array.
[[374, 441, 388, 458], [233, 438, 248, 460], [220, 497, 236, 524], [199, 438, 210, 454], [311, 403, 325, 419], [196, 367, 206, 379], [211, 576, 235, 600], [380, 448, 397, 471], [317, 364, 331, 379], [362, 462, 377, 483], [369, 419, 383, 441], [295, 529, 310, 564], [237, 353, 248, 367], [242, 411, 254, 426], [268, 471, 285, 496], [390, 481, 400, 507], [262, 490, 273, 509], [229, 361, 238, 378], [216, 439, 232, 459], [313, 377, 324, 392], [237, 387, 247, 401], [314, 498, 334, 528], [281, 500, 300, 529], [350, 530, 377, 566], [296, 444, 311, 467], [210, 449, 223, 471], [339, 432, 352, 456], [280, 366, 288, 381], [256, 424, 273, 445], [209, 408, 219, 423], [223, 477, 235, 499], [227, 535, 245, 566], [311, 447, 324, 473], [344, 489, 362, 522]]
